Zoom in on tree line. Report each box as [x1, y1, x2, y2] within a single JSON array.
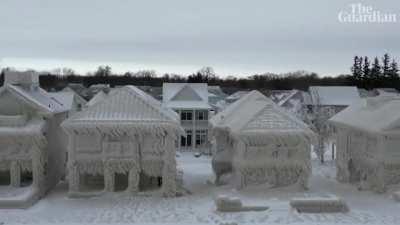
[[1, 55, 399, 94], [351, 53, 399, 89]]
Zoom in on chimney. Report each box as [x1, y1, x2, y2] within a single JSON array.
[[4, 71, 39, 91]]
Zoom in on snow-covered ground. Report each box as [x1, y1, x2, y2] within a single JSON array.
[[1, 153, 400, 225]]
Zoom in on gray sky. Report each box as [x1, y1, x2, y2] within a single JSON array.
[[0, 0, 399, 77]]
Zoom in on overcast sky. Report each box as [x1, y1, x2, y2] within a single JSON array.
[[0, 0, 399, 77]]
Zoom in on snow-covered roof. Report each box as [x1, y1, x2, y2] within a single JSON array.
[[1, 71, 69, 114], [375, 88, 399, 97], [162, 83, 211, 109], [309, 86, 360, 106], [329, 96, 400, 134], [277, 90, 301, 106], [61, 87, 88, 105], [86, 90, 108, 107], [62, 86, 183, 135], [63, 84, 89, 100], [1, 84, 69, 114], [226, 91, 249, 101], [47, 92, 75, 111], [210, 90, 314, 139]]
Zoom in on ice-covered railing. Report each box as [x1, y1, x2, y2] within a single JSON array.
[[0, 114, 27, 127]]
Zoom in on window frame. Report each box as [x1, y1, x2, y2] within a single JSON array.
[[181, 110, 193, 121], [195, 110, 208, 121], [195, 129, 208, 147]]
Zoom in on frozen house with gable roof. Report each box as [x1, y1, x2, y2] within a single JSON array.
[[210, 91, 314, 189], [62, 86, 183, 197], [0, 71, 69, 208], [162, 83, 212, 154], [329, 96, 400, 193]]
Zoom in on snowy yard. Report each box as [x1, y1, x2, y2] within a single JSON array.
[[1, 153, 400, 225]]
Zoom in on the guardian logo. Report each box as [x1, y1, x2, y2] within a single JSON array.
[[338, 3, 397, 23]]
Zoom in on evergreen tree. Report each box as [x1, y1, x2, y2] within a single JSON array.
[[358, 56, 363, 81], [371, 57, 382, 80], [362, 56, 371, 80], [382, 53, 391, 78], [389, 59, 399, 80], [351, 56, 362, 81]]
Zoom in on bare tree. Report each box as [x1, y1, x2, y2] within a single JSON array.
[[308, 90, 332, 164]]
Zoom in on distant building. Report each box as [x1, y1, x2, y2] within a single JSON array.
[[63, 83, 90, 100], [225, 91, 249, 104], [49, 90, 87, 115], [86, 90, 108, 107], [137, 86, 163, 101], [306, 86, 361, 160], [306, 86, 361, 123], [208, 85, 228, 113], [270, 89, 309, 120], [162, 83, 212, 154]]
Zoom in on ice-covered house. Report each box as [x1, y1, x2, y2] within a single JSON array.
[[0, 71, 69, 208], [62, 86, 183, 197], [329, 96, 400, 193], [162, 83, 212, 153], [210, 91, 314, 189]]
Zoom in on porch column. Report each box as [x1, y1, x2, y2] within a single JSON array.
[[32, 146, 45, 194], [192, 109, 196, 152], [162, 139, 177, 197], [104, 168, 115, 192], [68, 134, 80, 193], [10, 161, 21, 187], [69, 164, 80, 192], [177, 109, 181, 152], [127, 167, 140, 193]]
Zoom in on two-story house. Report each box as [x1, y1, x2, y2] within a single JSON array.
[[162, 83, 212, 154]]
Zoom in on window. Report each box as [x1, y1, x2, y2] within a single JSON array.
[[195, 110, 208, 120], [195, 130, 208, 147], [181, 130, 192, 147], [181, 111, 193, 121]]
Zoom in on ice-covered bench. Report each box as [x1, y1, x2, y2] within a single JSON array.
[[215, 195, 269, 212], [290, 197, 349, 213]]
